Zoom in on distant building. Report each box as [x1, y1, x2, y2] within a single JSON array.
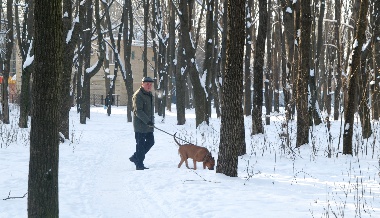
[[11, 40, 154, 106], [89, 39, 155, 106]]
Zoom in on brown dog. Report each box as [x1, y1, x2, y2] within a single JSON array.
[[174, 133, 215, 170]]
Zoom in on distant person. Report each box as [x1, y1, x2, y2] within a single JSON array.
[[129, 77, 155, 170]]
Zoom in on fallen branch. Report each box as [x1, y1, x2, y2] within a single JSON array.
[[3, 191, 28, 200], [183, 170, 221, 183]]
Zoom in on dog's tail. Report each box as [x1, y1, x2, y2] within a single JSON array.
[[173, 132, 182, 146]]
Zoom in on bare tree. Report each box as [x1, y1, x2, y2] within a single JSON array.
[[343, 0, 369, 155], [333, 0, 342, 121], [60, 0, 80, 138], [15, 0, 34, 128], [210, 0, 221, 118], [216, 0, 245, 177], [243, 0, 253, 116], [152, 0, 168, 119], [203, 0, 215, 120], [1, 0, 13, 124], [28, 0, 62, 216], [252, 0, 267, 135], [122, 0, 134, 122], [358, 40, 372, 139], [281, 0, 295, 121], [264, 0, 272, 125], [371, 0, 380, 120], [166, 0, 176, 112], [143, 0, 149, 77], [308, 0, 322, 125], [79, 0, 104, 124], [296, 0, 312, 147], [178, 0, 208, 127]]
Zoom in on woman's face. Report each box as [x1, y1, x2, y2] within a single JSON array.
[[142, 82, 153, 92]]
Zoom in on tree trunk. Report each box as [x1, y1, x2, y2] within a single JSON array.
[[296, 0, 312, 147], [264, 0, 272, 125], [175, 36, 187, 125], [216, 0, 245, 177], [211, 0, 221, 118], [252, 0, 267, 135], [203, 0, 214, 121], [309, 0, 322, 125], [359, 45, 372, 139], [280, 0, 294, 121], [273, 6, 281, 113], [244, 0, 253, 116], [333, 0, 342, 121], [143, 0, 149, 77], [371, 0, 380, 120], [16, 0, 34, 128], [79, 0, 104, 124], [60, 0, 80, 138], [343, 0, 369, 155], [1, 0, 13, 125], [292, 1, 300, 119], [314, 0, 325, 113], [123, 0, 134, 122], [178, 0, 208, 127], [166, 1, 176, 112], [28, 0, 62, 216]]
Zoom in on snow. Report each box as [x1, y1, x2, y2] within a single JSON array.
[[1, 105, 379, 217], [310, 69, 314, 77], [22, 42, 34, 70], [286, 7, 293, 14], [352, 39, 358, 49], [86, 61, 99, 73], [363, 39, 371, 52]]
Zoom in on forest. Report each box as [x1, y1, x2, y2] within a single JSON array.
[[0, 0, 379, 216]]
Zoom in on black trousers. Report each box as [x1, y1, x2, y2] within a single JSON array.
[[133, 132, 154, 167]]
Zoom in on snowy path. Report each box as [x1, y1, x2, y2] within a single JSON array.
[[60, 110, 178, 217], [1, 106, 379, 218]]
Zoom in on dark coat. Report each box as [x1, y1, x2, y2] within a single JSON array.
[[132, 87, 154, 133]]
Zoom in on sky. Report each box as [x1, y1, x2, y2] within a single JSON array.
[[1, 104, 379, 218]]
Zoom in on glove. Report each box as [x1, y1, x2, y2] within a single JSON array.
[[147, 121, 154, 127]]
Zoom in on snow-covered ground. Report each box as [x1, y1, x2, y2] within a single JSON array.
[[1, 105, 379, 217]]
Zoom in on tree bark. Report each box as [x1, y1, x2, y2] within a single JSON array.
[[281, 0, 295, 121], [178, 0, 208, 127], [203, 0, 214, 120], [216, 0, 245, 177], [16, 0, 34, 128], [264, 0, 272, 125], [211, 0, 221, 118], [175, 35, 187, 125], [359, 44, 372, 139], [123, 0, 134, 122], [252, 0, 267, 135], [343, 0, 369, 155], [60, 0, 80, 138], [143, 0, 150, 77], [296, 0, 312, 147], [166, 1, 176, 112], [79, 0, 104, 124], [1, 0, 13, 125], [244, 0, 253, 116], [371, 0, 380, 120], [333, 0, 342, 121], [28, 0, 62, 216]]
